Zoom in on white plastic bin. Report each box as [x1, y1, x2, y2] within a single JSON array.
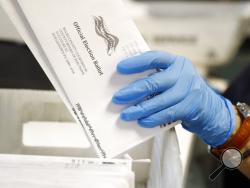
[[0, 89, 194, 188]]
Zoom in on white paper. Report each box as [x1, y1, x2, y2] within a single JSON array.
[[0, 154, 134, 188], [0, 0, 177, 158]]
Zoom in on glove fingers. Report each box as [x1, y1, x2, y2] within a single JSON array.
[[112, 61, 184, 104], [138, 90, 203, 128], [120, 73, 194, 120], [117, 51, 177, 74]]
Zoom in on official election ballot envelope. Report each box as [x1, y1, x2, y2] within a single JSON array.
[[0, 0, 179, 158]]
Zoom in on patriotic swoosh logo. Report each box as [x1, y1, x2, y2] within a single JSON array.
[[94, 16, 119, 56]]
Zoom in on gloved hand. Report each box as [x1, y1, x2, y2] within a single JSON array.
[[112, 51, 236, 147]]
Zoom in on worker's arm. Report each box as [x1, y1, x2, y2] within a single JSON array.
[[233, 110, 250, 178], [112, 51, 250, 178]]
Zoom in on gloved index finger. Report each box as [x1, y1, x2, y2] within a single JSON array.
[[117, 51, 177, 74]]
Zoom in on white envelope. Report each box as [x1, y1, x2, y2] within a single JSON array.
[[0, 0, 179, 158]]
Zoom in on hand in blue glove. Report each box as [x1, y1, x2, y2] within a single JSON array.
[[112, 51, 236, 147]]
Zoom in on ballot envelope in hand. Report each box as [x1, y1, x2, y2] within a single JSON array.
[[0, 0, 178, 158]]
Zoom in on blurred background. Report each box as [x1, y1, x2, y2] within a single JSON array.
[[0, 0, 250, 187]]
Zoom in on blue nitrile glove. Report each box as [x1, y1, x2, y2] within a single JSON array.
[[112, 51, 236, 147]]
